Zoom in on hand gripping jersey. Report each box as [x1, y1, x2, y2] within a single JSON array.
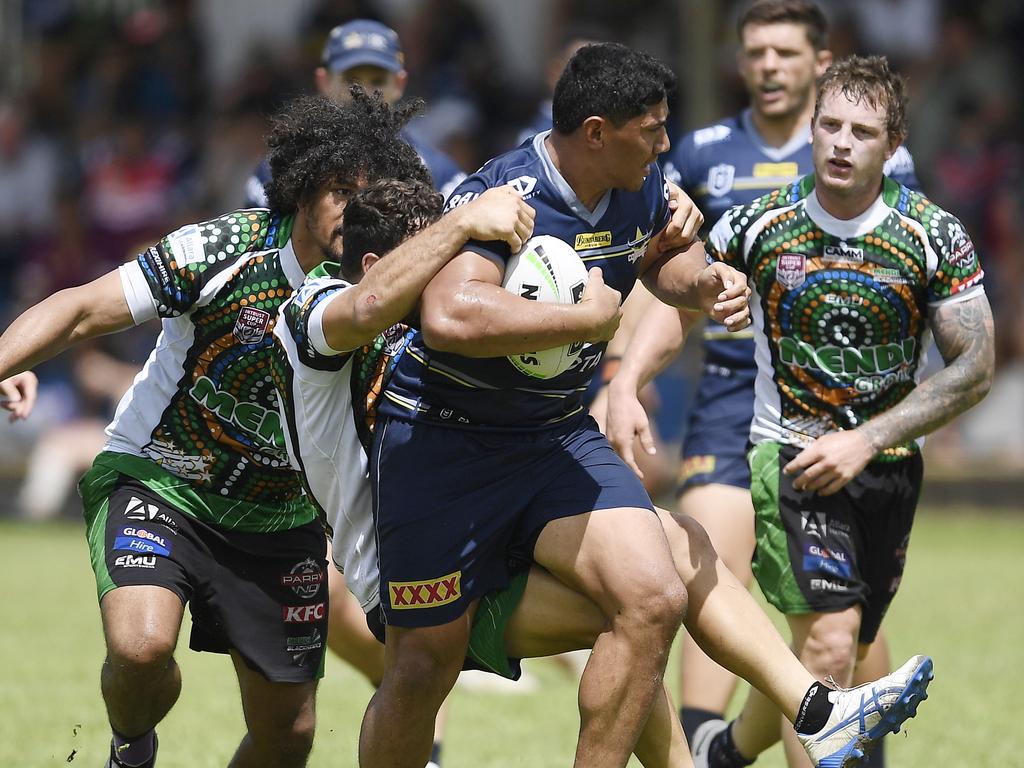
[[662, 109, 919, 370], [708, 175, 984, 458], [380, 130, 671, 431], [110, 210, 317, 532], [272, 265, 415, 609], [243, 130, 466, 208]]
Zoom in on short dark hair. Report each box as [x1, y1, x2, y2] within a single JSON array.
[[738, 0, 829, 51], [264, 89, 430, 214], [551, 43, 676, 135], [814, 55, 908, 140], [340, 178, 443, 279]]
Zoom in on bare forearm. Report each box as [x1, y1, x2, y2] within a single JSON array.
[[0, 279, 132, 379], [615, 302, 696, 392], [858, 297, 995, 452], [641, 240, 705, 309], [424, 282, 598, 357]]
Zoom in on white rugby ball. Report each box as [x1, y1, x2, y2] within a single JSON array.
[[502, 235, 589, 379]]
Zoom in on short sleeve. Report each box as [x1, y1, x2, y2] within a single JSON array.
[[280, 276, 357, 372], [926, 212, 985, 306], [704, 207, 747, 273]]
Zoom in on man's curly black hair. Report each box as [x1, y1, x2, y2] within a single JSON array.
[[552, 43, 676, 134], [340, 178, 444, 280], [264, 89, 430, 214]]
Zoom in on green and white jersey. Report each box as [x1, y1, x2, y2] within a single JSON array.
[[109, 209, 317, 532], [273, 264, 415, 610], [708, 175, 985, 459]]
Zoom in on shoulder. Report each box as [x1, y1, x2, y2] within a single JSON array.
[[444, 142, 542, 211]]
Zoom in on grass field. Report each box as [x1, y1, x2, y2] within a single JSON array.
[[2, 508, 1022, 767]]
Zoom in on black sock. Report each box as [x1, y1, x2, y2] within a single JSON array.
[[680, 706, 724, 745], [429, 741, 442, 766], [863, 735, 886, 767], [794, 682, 834, 735], [110, 729, 155, 767], [708, 723, 755, 768]]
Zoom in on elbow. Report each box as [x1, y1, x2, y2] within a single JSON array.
[[972, 367, 995, 405], [421, 310, 473, 354]]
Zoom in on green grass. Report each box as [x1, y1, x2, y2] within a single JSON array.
[[1, 509, 1022, 767]]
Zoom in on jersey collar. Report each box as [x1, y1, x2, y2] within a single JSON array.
[[533, 130, 612, 227], [740, 109, 810, 162], [278, 237, 307, 290], [805, 180, 892, 239]]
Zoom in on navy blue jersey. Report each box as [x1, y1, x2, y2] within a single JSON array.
[[242, 129, 466, 207], [661, 109, 919, 369], [380, 130, 672, 431]]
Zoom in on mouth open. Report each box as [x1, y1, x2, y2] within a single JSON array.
[[828, 157, 853, 172]]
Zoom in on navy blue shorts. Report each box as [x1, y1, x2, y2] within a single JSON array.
[[677, 365, 756, 494], [371, 415, 654, 628]]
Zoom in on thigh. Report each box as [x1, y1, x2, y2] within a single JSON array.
[[855, 454, 922, 644], [502, 567, 604, 661], [189, 518, 329, 683], [678, 483, 756, 583], [371, 418, 539, 629], [82, 470, 194, 605], [101, 585, 185, 660], [749, 442, 868, 617]]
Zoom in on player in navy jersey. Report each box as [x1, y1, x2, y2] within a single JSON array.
[[243, 19, 466, 209], [605, 2, 918, 761], [359, 43, 751, 768]]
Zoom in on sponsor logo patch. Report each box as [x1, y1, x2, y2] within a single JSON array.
[[508, 175, 538, 197], [946, 221, 976, 267], [389, 571, 461, 610], [114, 534, 171, 557], [233, 306, 272, 344], [823, 242, 865, 263], [123, 496, 179, 532], [574, 231, 612, 250], [286, 629, 324, 664], [873, 267, 910, 285], [809, 577, 850, 593], [282, 602, 326, 623], [803, 543, 852, 579], [167, 224, 204, 266], [776, 253, 806, 289], [706, 164, 735, 197], [114, 554, 158, 569], [281, 558, 325, 599], [753, 161, 798, 178], [627, 227, 652, 264]]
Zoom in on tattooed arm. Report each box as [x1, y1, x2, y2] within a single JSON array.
[[859, 293, 995, 450], [785, 293, 995, 495]]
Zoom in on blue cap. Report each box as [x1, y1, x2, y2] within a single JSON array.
[[321, 20, 404, 73]]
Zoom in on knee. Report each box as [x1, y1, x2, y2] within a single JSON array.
[[105, 627, 176, 678], [620, 577, 688, 639], [386, 628, 467, 697], [797, 618, 860, 679]]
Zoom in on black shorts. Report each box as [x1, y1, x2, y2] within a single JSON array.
[[749, 441, 922, 644], [83, 472, 328, 682]]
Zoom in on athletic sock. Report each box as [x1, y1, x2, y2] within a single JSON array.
[[793, 682, 834, 735], [679, 706, 724, 745], [863, 735, 886, 767], [707, 723, 755, 768], [427, 741, 443, 767], [111, 729, 155, 767]]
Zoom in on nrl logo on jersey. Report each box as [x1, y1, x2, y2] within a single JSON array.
[[776, 253, 806, 289], [234, 307, 272, 344], [705, 164, 735, 197], [508, 175, 539, 198], [823, 242, 865, 263]]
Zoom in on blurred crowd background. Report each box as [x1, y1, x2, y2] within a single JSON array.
[[0, 0, 1021, 519]]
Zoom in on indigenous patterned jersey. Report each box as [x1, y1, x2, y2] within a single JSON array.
[[662, 109, 919, 369], [380, 130, 671, 431], [108, 210, 317, 532], [708, 175, 984, 458], [273, 264, 415, 610]]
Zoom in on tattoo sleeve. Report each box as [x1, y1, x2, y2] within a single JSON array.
[[858, 293, 995, 453]]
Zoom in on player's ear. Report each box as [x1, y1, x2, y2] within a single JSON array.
[[394, 69, 409, 98], [581, 116, 605, 148], [815, 49, 833, 78], [361, 252, 381, 276]]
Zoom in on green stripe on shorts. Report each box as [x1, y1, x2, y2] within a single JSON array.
[[467, 571, 529, 680], [749, 441, 810, 614], [79, 462, 120, 601]]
